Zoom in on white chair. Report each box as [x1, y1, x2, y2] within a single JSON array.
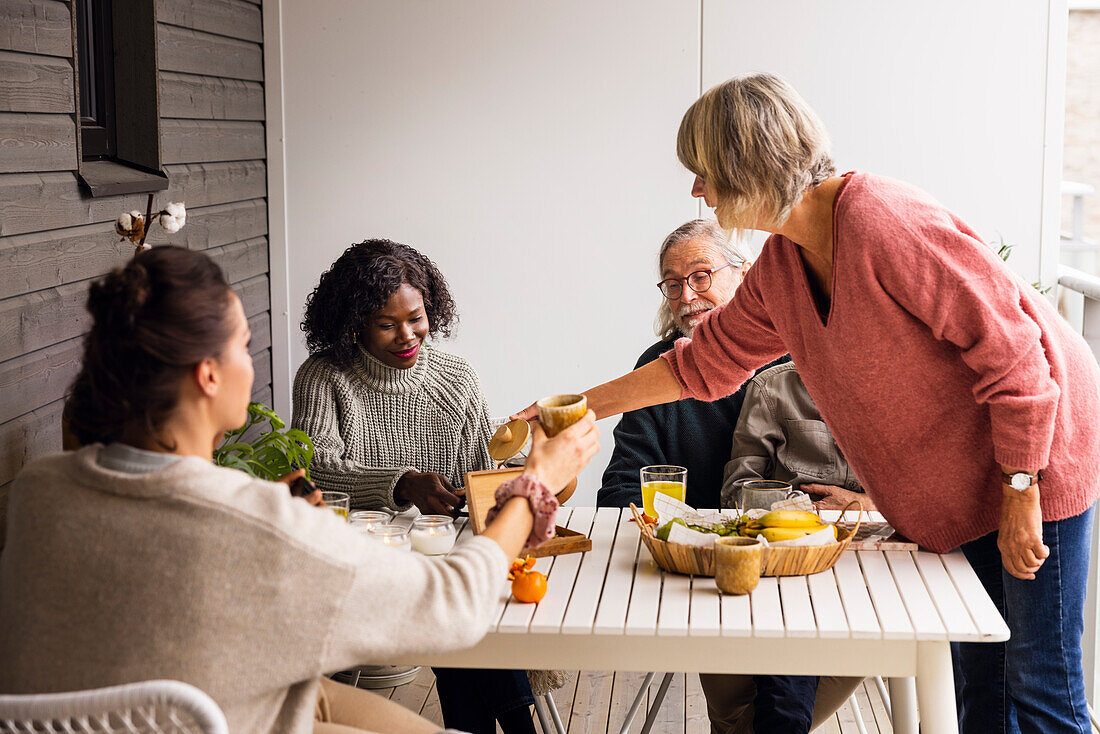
[[0, 679, 228, 734]]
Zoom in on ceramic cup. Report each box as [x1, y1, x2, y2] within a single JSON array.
[[536, 394, 588, 438], [740, 479, 795, 511], [714, 537, 763, 595]]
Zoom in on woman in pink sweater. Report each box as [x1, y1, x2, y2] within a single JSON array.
[[519, 74, 1100, 733]]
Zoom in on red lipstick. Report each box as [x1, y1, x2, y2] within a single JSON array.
[[393, 344, 420, 360]]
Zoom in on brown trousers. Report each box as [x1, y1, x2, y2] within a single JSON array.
[[697, 674, 863, 733], [314, 676, 441, 734]]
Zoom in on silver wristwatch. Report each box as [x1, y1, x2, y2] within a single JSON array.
[[1002, 470, 1042, 491]]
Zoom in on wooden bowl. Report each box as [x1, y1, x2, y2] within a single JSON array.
[[628, 503, 860, 578], [555, 477, 578, 504]]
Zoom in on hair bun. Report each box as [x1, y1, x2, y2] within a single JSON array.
[[87, 261, 151, 331]]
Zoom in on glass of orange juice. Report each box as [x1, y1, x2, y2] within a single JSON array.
[[322, 491, 350, 521], [640, 465, 687, 517]]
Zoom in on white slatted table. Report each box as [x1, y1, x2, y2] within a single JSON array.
[[397, 507, 1008, 734]]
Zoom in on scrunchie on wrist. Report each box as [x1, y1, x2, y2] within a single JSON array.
[[484, 473, 559, 549]]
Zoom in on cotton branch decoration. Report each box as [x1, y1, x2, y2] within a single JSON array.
[[115, 192, 187, 255]]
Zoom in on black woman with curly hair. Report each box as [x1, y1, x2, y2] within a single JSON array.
[[294, 238, 489, 517], [292, 239, 540, 734]]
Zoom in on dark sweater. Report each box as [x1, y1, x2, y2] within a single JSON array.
[[596, 339, 787, 510]]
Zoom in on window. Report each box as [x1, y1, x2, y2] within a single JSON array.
[[73, 0, 167, 197], [75, 0, 116, 159]]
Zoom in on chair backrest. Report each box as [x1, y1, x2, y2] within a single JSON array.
[[0, 679, 228, 734]]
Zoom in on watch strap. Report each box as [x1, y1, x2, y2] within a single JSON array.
[[1001, 470, 1043, 488]]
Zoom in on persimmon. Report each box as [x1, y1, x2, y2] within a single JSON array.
[[511, 569, 548, 603]]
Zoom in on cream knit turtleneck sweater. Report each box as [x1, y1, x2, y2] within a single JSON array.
[[291, 344, 495, 511]]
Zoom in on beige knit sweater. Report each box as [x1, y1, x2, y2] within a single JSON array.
[[292, 344, 494, 511], [0, 446, 509, 733]]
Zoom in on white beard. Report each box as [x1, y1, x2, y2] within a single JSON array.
[[676, 300, 717, 338]]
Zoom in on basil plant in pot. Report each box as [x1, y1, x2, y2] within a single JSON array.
[[213, 402, 314, 481]]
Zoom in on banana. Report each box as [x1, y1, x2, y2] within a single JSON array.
[[756, 510, 823, 528], [744, 525, 837, 543]]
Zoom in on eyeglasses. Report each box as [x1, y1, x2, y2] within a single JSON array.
[[657, 263, 737, 300]]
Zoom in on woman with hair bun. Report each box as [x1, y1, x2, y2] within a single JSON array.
[[294, 239, 544, 734], [0, 245, 599, 734]]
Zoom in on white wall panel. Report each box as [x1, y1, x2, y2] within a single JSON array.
[[702, 0, 1057, 279], [275, 1, 1063, 505], [281, 1, 701, 501]]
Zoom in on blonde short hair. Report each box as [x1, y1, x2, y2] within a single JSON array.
[[654, 219, 749, 342], [677, 73, 836, 235]]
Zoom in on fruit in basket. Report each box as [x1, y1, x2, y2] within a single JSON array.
[[738, 510, 836, 542], [655, 517, 686, 541]]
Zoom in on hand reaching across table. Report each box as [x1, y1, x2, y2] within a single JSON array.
[[805, 483, 875, 512]]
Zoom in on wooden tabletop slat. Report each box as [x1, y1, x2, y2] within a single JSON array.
[[561, 507, 623, 634], [833, 552, 882, 639], [529, 507, 596, 633], [857, 551, 915, 640], [778, 575, 818, 638], [594, 512, 642, 635], [625, 550, 663, 636], [748, 577, 785, 638], [719, 590, 753, 637], [497, 508, 573, 633], [657, 566, 692, 636], [940, 550, 1011, 642], [912, 552, 981, 640], [885, 551, 947, 640], [806, 568, 851, 639], [688, 574, 722, 637]]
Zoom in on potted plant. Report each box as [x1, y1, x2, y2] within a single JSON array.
[[213, 402, 315, 481]]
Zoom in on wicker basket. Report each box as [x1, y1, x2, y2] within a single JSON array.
[[629, 502, 862, 577]]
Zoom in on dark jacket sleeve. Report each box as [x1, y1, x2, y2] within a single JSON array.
[[597, 345, 670, 509]]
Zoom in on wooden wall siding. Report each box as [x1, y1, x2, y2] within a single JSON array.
[[0, 0, 272, 491], [159, 73, 265, 120], [0, 161, 267, 237], [161, 120, 266, 164], [0, 50, 74, 113], [159, 25, 263, 82], [156, 0, 263, 44], [0, 111, 76, 173], [0, 0, 72, 58], [2, 199, 267, 299]]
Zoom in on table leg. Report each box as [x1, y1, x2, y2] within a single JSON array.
[[889, 676, 918, 734], [915, 641, 958, 733]]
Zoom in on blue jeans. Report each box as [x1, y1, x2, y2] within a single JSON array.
[[433, 667, 534, 734], [954, 505, 1094, 734], [753, 674, 818, 733]]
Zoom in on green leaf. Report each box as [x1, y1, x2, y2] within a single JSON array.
[[211, 401, 315, 480]]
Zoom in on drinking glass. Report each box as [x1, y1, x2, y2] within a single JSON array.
[[740, 480, 794, 511], [640, 465, 687, 517], [368, 524, 411, 551], [322, 491, 350, 521], [410, 515, 457, 555]]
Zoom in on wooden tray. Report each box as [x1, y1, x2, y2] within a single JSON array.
[[629, 503, 860, 577], [464, 468, 591, 557]]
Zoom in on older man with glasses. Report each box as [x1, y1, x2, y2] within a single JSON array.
[[597, 218, 779, 511], [597, 219, 859, 733]]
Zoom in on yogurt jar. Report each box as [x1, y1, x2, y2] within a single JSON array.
[[410, 515, 457, 555]]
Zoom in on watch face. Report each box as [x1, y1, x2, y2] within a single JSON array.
[[1011, 473, 1032, 490]]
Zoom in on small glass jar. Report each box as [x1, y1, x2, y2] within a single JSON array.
[[410, 515, 457, 555], [368, 523, 411, 552], [349, 510, 393, 533]]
